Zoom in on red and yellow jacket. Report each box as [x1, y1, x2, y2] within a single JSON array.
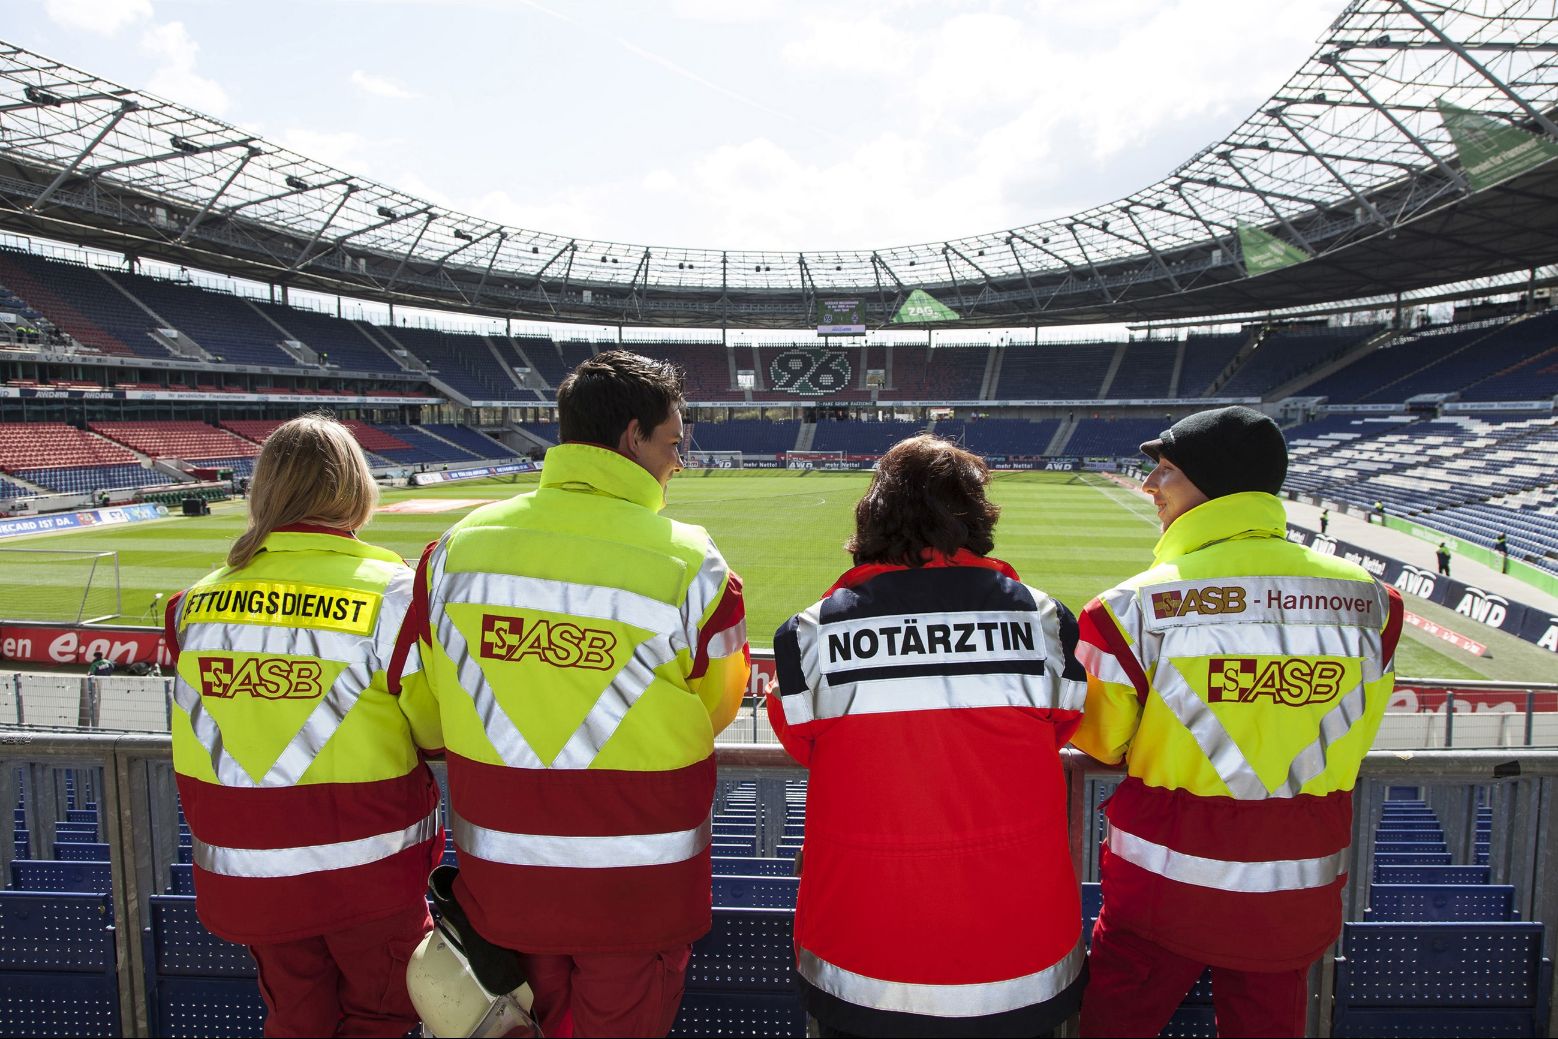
[[166, 526, 441, 944], [1071, 493, 1403, 969], [769, 551, 1088, 1033], [395, 444, 749, 954]]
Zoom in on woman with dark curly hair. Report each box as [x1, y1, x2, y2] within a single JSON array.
[[768, 434, 1089, 1038]]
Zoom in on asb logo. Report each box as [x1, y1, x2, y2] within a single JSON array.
[[769, 350, 852, 396], [198, 657, 325, 700], [1151, 586, 1247, 620], [1454, 586, 1509, 629], [1207, 658, 1346, 706], [480, 615, 616, 670]]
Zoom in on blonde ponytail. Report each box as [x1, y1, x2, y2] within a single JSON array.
[[228, 414, 378, 570]]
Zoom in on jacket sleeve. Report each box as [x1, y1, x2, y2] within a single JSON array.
[[767, 611, 819, 768], [1069, 593, 1151, 766], [388, 541, 444, 754], [686, 541, 750, 737], [162, 590, 186, 665], [1048, 598, 1088, 749]]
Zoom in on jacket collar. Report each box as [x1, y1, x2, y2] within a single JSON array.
[[259, 527, 403, 564], [828, 548, 1019, 595], [540, 442, 665, 513], [1152, 491, 1286, 566]]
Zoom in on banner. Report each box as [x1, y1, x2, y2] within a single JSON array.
[[891, 289, 960, 324], [1287, 525, 1558, 654], [410, 461, 537, 486], [0, 621, 172, 667], [0, 503, 167, 541], [0, 387, 441, 405], [1238, 223, 1309, 275], [1437, 99, 1558, 191]]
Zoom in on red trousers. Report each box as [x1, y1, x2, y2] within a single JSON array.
[[518, 944, 692, 1038], [1080, 915, 1309, 1038], [248, 902, 432, 1038]]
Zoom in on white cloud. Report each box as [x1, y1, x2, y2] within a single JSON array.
[[44, 0, 152, 35], [350, 69, 420, 100], [139, 21, 230, 115], [275, 128, 374, 172]]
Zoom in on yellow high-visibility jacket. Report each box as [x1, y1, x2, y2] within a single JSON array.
[[168, 527, 441, 944], [398, 444, 750, 953], [1071, 493, 1403, 969]]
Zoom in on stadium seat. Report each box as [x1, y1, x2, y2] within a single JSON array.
[[1364, 885, 1518, 922], [143, 895, 266, 1038], [0, 891, 120, 1037], [1332, 922, 1552, 1037], [669, 908, 804, 1039]]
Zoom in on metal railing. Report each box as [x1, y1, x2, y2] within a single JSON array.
[[7, 671, 1558, 748], [3, 733, 1556, 1037]]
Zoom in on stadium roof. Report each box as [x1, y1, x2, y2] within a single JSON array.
[[1, 0, 1557, 330]]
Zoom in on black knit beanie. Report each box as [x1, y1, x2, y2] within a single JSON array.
[[1140, 406, 1287, 499]]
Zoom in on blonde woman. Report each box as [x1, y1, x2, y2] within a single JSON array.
[[164, 414, 443, 1038]]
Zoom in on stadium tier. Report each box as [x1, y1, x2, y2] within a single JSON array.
[[936, 418, 1058, 456], [1064, 417, 1173, 457], [1104, 341, 1180, 399], [89, 422, 260, 462], [994, 342, 1115, 400], [689, 419, 799, 455], [809, 419, 924, 454], [517, 422, 560, 446], [1175, 332, 1246, 397], [890, 344, 988, 400], [1220, 326, 1383, 398], [422, 424, 513, 459]]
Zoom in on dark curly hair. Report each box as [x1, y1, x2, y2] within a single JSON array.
[[846, 434, 1001, 566]]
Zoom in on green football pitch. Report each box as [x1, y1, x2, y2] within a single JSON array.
[[2, 469, 1547, 681]]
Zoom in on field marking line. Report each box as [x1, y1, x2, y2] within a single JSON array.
[[1080, 473, 1160, 530]]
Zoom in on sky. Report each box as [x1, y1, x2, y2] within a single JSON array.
[[9, 0, 1351, 257]]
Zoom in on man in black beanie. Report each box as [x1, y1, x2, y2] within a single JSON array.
[[1070, 405, 1404, 1038]]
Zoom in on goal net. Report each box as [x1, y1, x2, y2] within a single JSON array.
[[685, 450, 745, 470], [0, 548, 122, 623]]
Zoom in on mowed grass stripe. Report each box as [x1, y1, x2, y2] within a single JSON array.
[[0, 470, 1537, 680]]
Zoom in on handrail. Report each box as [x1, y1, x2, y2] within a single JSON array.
[[3, 732, 1557, 1037]]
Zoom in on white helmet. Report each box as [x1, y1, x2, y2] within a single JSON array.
[[407, 923, 540, 1038]]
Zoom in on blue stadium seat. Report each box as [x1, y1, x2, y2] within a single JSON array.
[[1333, 922, 1552, 1037], [52, 842, 110, 861], [0, 891, 119, 1037], [1374, 865, 1492, 886], [1365, 885, 1518, 922], [712, 875, 798, 910], [167, 862, 195, 895], [712, 857, 795, 877], [9, 859, 111, 893], [143, 895, 266, 1038], [669, 907, 803, 1039]]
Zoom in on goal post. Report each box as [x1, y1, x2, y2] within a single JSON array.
[[0, 548, 122, 623]]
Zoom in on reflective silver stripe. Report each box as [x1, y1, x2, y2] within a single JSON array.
[[173, 621, 377, 788], [1158, 622, 1383, 673], [813, 671, 1073, 721], [549, 634, 677, 768], [452, 810, 711, 868], [1107, 823, 1347, 893], [428, 538, 545, 769], [441, 568, 687, 651], [194, 806, 439, 878], [1151, 621, 1384, 800], [1153, 660, 1268, 800], [1075, 640, 1134, 688], [780, 601, 825, 726], [1032, 591, 1089, 714], [682, 537, 731, 652], [797, 938, 1085, 1018], [1141, 576, 1385, 632], [703, 619, 748, 662]]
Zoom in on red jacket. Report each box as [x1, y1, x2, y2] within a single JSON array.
[[768, 552, 1087, 1035]]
